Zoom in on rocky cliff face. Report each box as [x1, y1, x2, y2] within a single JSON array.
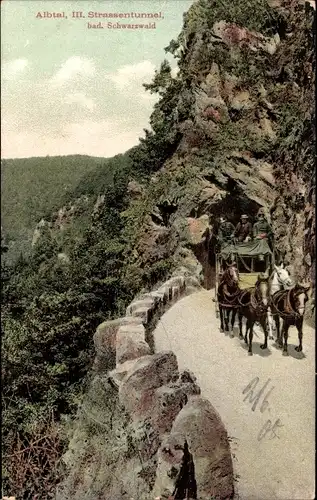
[[129, 0, 314, 303]]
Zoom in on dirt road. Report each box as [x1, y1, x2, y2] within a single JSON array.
[[154, 289, 315, 500]]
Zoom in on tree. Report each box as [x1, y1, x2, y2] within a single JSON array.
[[143, 59, 173, 96]]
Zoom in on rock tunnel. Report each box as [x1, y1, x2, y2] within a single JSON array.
[[191, 191, 262, 290], [151, 180, 279, 291]]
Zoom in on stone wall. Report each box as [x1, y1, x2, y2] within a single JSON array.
[[57, 252, 234, 499], [84, 258, 235, 499], [93, 270, 201, 379]]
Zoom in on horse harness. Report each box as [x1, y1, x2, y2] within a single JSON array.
[[219, 284, 241, 307], [218, 277, 241, 308], [270, 288, 304, 319], [238, 286, 268, 315], [218, 270, 267, 312]]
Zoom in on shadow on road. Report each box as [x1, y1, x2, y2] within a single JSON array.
[[287, 344, 306, 360], [272, 341, 307, 360], [211, 324, 307, 360], [231, 326, 260, 339], [240, 341, 272, 357]]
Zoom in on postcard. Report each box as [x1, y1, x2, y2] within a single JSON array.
[[1, 1, 315, 499]]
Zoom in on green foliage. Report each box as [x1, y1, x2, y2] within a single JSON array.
[[1, 142, 175, 497], [183, 0, 282, 37], [1, 153, 132, 267], [1, 155, 101, 240], [164, 38, 181, 58], [64, 153, 132, 201], [142, 258, 174, 285], [130, 63, 183, 176], [130, 126, 180, 177], [143, 59, 173, 96]]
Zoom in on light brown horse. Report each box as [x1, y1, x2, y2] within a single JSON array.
[[270, 284, 310, 355], [238, 274, 270, 356], [217, 261, 240, 336]]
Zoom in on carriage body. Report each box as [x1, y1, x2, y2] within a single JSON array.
[[214, 239, 274, 317]]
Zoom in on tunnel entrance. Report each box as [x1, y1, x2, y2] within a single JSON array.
[[191, 192, 262, 290]]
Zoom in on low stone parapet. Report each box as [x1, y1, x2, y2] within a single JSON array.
[[116, 324, 151, 364], [91, 263, 234, 499]]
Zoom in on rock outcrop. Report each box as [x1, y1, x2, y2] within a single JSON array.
[[129, 0, 315, 301], [153, 397, 234, 500], [57, 260, 235, 500], [184, 215, 210, 246]]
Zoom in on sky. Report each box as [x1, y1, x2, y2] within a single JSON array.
[[1, 0, 194, 158]]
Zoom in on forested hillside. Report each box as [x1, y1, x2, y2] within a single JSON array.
[[1, 154, 130, 261], [1, 145, 175, 498], [1, 0, 315, 498]]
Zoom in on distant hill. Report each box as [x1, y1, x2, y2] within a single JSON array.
[[1, 153, 132, 257]]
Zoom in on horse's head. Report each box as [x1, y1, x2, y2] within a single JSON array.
[[256, 273, 270, 306], [293, 284, 310, 317], [223, 261, 239, 285], [229, 262, 239, 283], [273, 263, 293, 288]]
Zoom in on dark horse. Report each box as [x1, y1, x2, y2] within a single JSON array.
[[217, 261, 240, 337], [237, 274, 270, 356], [270, 284, 310, 355]]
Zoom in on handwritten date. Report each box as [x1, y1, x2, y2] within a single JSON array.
[[242, 376, 283, 441]]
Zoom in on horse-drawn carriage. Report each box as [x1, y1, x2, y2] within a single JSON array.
[[214, 239, 274, 318], [214, 239, 309, 356]]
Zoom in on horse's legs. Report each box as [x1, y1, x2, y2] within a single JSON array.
[[219, 306, 224, 332], [267, 307, 274, 340], [282, 322, 290, 356], [260, 316, 268, 350], [275, 316, 282, 348], [238, 311, 243, 339], [244, 317, 249, 344], [224, 308, 230, 332], [295, 317, 304, 352], [248, 320, 254, 356], [230, 308, 236, 338], [219, 303, 223, 331]]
